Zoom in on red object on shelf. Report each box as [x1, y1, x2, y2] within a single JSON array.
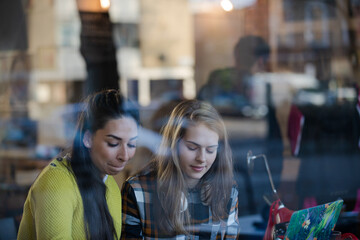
[[287, 104, 304, 156]]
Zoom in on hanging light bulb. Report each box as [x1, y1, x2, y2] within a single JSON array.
[[220, 0, 233, 12], [100, 0, 110, 10]]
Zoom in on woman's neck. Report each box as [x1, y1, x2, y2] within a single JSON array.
[[186, 178, 199, 189]]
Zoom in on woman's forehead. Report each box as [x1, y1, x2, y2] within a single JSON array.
[[185, 120, 221, 135], [182, 123, 219, 145], [98, 117, 138, 136]]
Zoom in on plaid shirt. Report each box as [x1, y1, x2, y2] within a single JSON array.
[[121, 171, 240, 239]]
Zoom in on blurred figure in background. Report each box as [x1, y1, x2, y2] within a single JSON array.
[[198, 35, 284, 216], [198, 35, 271, 116], [77, 0, 120, 96]]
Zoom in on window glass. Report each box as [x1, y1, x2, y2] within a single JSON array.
[[1, 0, 359, 237]]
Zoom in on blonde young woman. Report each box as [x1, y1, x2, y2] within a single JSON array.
[[121, 99, 240, 239]]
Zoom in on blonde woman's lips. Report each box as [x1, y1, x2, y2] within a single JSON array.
[[191, 166, 204, 172]]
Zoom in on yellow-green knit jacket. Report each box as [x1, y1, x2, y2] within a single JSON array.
[[17, 157, 121, 240]]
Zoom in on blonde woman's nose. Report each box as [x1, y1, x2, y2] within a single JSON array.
[[196, 148, 206, 162]]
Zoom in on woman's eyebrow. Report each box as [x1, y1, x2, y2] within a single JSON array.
[[106, 134, 138, 141], [185, 140, 218, 148]]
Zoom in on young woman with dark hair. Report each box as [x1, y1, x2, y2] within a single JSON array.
[[121, 99, 240, 239], [18, 89, 139, 240]]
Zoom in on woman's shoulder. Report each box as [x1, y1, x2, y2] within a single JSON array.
[[31, 157, 75, 190], [28, 157, 79, 204], [127, 169, 156, 182], [124, 170, 157, 191]]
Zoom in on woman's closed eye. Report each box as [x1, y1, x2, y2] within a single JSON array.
[[107, 142, 136, 148], [206, 146, 218, 154], [107, 142, 119, 147], [206, 149, 214, 154], [187, 145, 197, 151], [127, 143, 137, 148]]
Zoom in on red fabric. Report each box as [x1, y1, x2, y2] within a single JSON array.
[[263, 200, 294, 240], [287, 105, 304, 156], [342, 233, 359, 240]]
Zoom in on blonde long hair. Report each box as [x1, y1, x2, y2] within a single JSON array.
[[153, 99, 233, 234]]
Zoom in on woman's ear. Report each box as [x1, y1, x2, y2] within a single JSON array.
[[83, 130, 93, 149]]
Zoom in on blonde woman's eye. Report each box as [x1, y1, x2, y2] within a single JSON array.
[[206, 148, 217, 154], [187, 146, 196, 151]]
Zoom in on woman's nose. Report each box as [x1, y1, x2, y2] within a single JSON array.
[[118, 144, 129, 162], [196, 148, 206, 162]]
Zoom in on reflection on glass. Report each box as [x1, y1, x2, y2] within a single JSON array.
[[220, 0, 233, 12], [330, 231, 342, 240], [247, 150, 280, 205]]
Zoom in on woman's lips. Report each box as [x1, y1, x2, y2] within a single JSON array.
[[108, 163, 125, 172], [191, 166, 205, 172]]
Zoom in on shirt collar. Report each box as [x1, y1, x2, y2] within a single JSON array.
[[103, 175, 108, 183]]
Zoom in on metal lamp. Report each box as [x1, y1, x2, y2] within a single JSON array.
[[247, 150, 281, 205]]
